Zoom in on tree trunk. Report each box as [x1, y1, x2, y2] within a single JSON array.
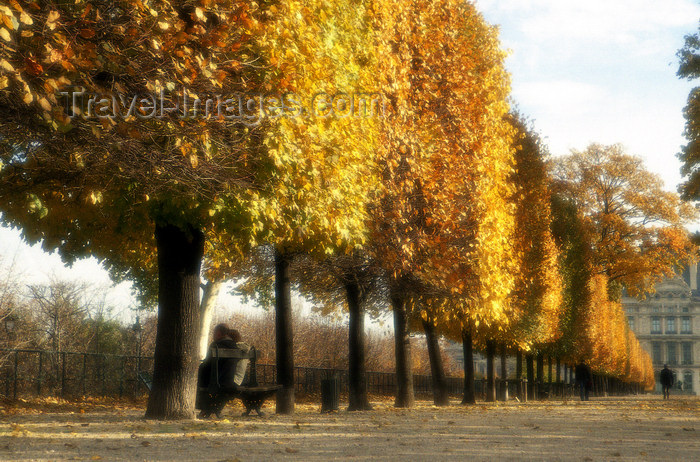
[[548, 355, 553, 389], [485, 340, 496, 402], [422, 318, 449, 406], [603, 376, 609, 397], [391, 291, 414, 408], [500, 344, 508, 401], [145, 223, 204, 420], [198, 280, 222, 360], [537, 353, 544, 399], [516, 351, 523, 400], [461, 326, 476, 404], [555, 357, 561, 397], [346, 280, 372, 411], [275, 249, 294, 414], [526, 354, 535, 401]]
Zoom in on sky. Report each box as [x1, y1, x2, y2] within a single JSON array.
[[477, 0, 700, 190], [2, 1, 700, 320]]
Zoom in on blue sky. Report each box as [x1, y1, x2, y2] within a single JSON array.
[[478, 0, 700, 190], [2, 1, 700, 318]]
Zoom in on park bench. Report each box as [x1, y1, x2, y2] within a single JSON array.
[[138, 346, 281, 417], [197, 345, 281, 418]]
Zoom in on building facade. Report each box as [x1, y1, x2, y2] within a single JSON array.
[[622, 271, 700, 394]]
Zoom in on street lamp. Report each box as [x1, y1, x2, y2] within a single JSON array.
[[4, 314, 16, 350], [4, 316, 15, 334]]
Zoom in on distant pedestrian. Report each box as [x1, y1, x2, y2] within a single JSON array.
[[575, 362, 592, 401], [659, 365, 674, 399]]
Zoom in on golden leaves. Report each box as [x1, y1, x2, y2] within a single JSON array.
[[46, 10, 59, 30], [37, 97, 51, 112], [19, 11, 32, 25], [0, 58, 13, 72]]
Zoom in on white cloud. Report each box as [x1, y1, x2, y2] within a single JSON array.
[[480, 0, 700, 62], [478, 0, 699, 192], [515, 79, 607, 113]]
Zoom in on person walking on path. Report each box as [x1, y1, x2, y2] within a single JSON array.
[[659, 365, 674, 399], [575, 362, 592, 401]]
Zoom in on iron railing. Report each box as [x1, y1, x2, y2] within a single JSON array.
[[1, 348, 580, 400]]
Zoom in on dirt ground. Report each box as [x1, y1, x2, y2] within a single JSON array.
[[1, 394, 699, 461]]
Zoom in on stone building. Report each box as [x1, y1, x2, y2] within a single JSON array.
[[621, 268, 700, 395]]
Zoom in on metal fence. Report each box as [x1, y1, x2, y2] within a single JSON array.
[[0, 348, 577, 400], [1, 349, 154, 399]]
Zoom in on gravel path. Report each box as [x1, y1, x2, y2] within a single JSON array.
[[1, 395, 698, 461]]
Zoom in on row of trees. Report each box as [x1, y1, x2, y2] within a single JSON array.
[[0, 267, 456, 377], [0, 265, 145, 358], [0, 0, 693, 418]]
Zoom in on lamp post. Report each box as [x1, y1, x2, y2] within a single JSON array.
[[4, 314, 16, 343], [3, 314, 16, 398], [132, 316, 142, 391]]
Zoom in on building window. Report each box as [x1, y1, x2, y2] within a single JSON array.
[[653, 306, 660, 313], [682, 342, 692, 365], [684, 371, 693, 391], [667, 343, 677, 365], [666, 317, 677, 334], [651, 317, 662, 334], [652, 342, 662, 364], [683, 306, 690, 313], [628, 316, 635, 330], [681, 317, 692, 334]]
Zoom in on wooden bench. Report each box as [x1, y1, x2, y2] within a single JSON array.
[[197, 345, 281, 418]]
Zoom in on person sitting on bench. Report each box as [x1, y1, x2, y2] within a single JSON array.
[[197, 323, 250, 416]]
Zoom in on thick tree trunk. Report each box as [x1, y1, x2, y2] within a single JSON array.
[[526, 354, 535, 401], [391, 291, 414, 408], [198, 280, 222, 360], [548, 355, 553, 389], [422, 318, 449, 406], [485, 340, 496, 402], [145, 223, 204, 420], [461, 326, 475, 404], [346, 280, 372, 411], [275, 249, 294, 414], [556, 357, 561, 383], [516, 351, 523, 400], [500, 344, 508, 401]]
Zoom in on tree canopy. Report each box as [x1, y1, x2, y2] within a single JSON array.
[[678, 24, 700, 200], [552, 143, 696, 299], [0, 0, 666, 414]]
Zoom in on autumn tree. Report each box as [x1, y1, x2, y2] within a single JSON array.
[[677, 24, 700, 200], [232, 247, 385, 411], [499, 113, 562, 399], [370, 0, 515, 407], [552, 144, 696, 300], [239, 0, 382, 414], [292, 252, 386, 410], [550, 195, 654, 392], [0, 0, 281, 419], [549, 195, 595, 373]]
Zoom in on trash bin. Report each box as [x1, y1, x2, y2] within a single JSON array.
[[321, 377, 340, 412]]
